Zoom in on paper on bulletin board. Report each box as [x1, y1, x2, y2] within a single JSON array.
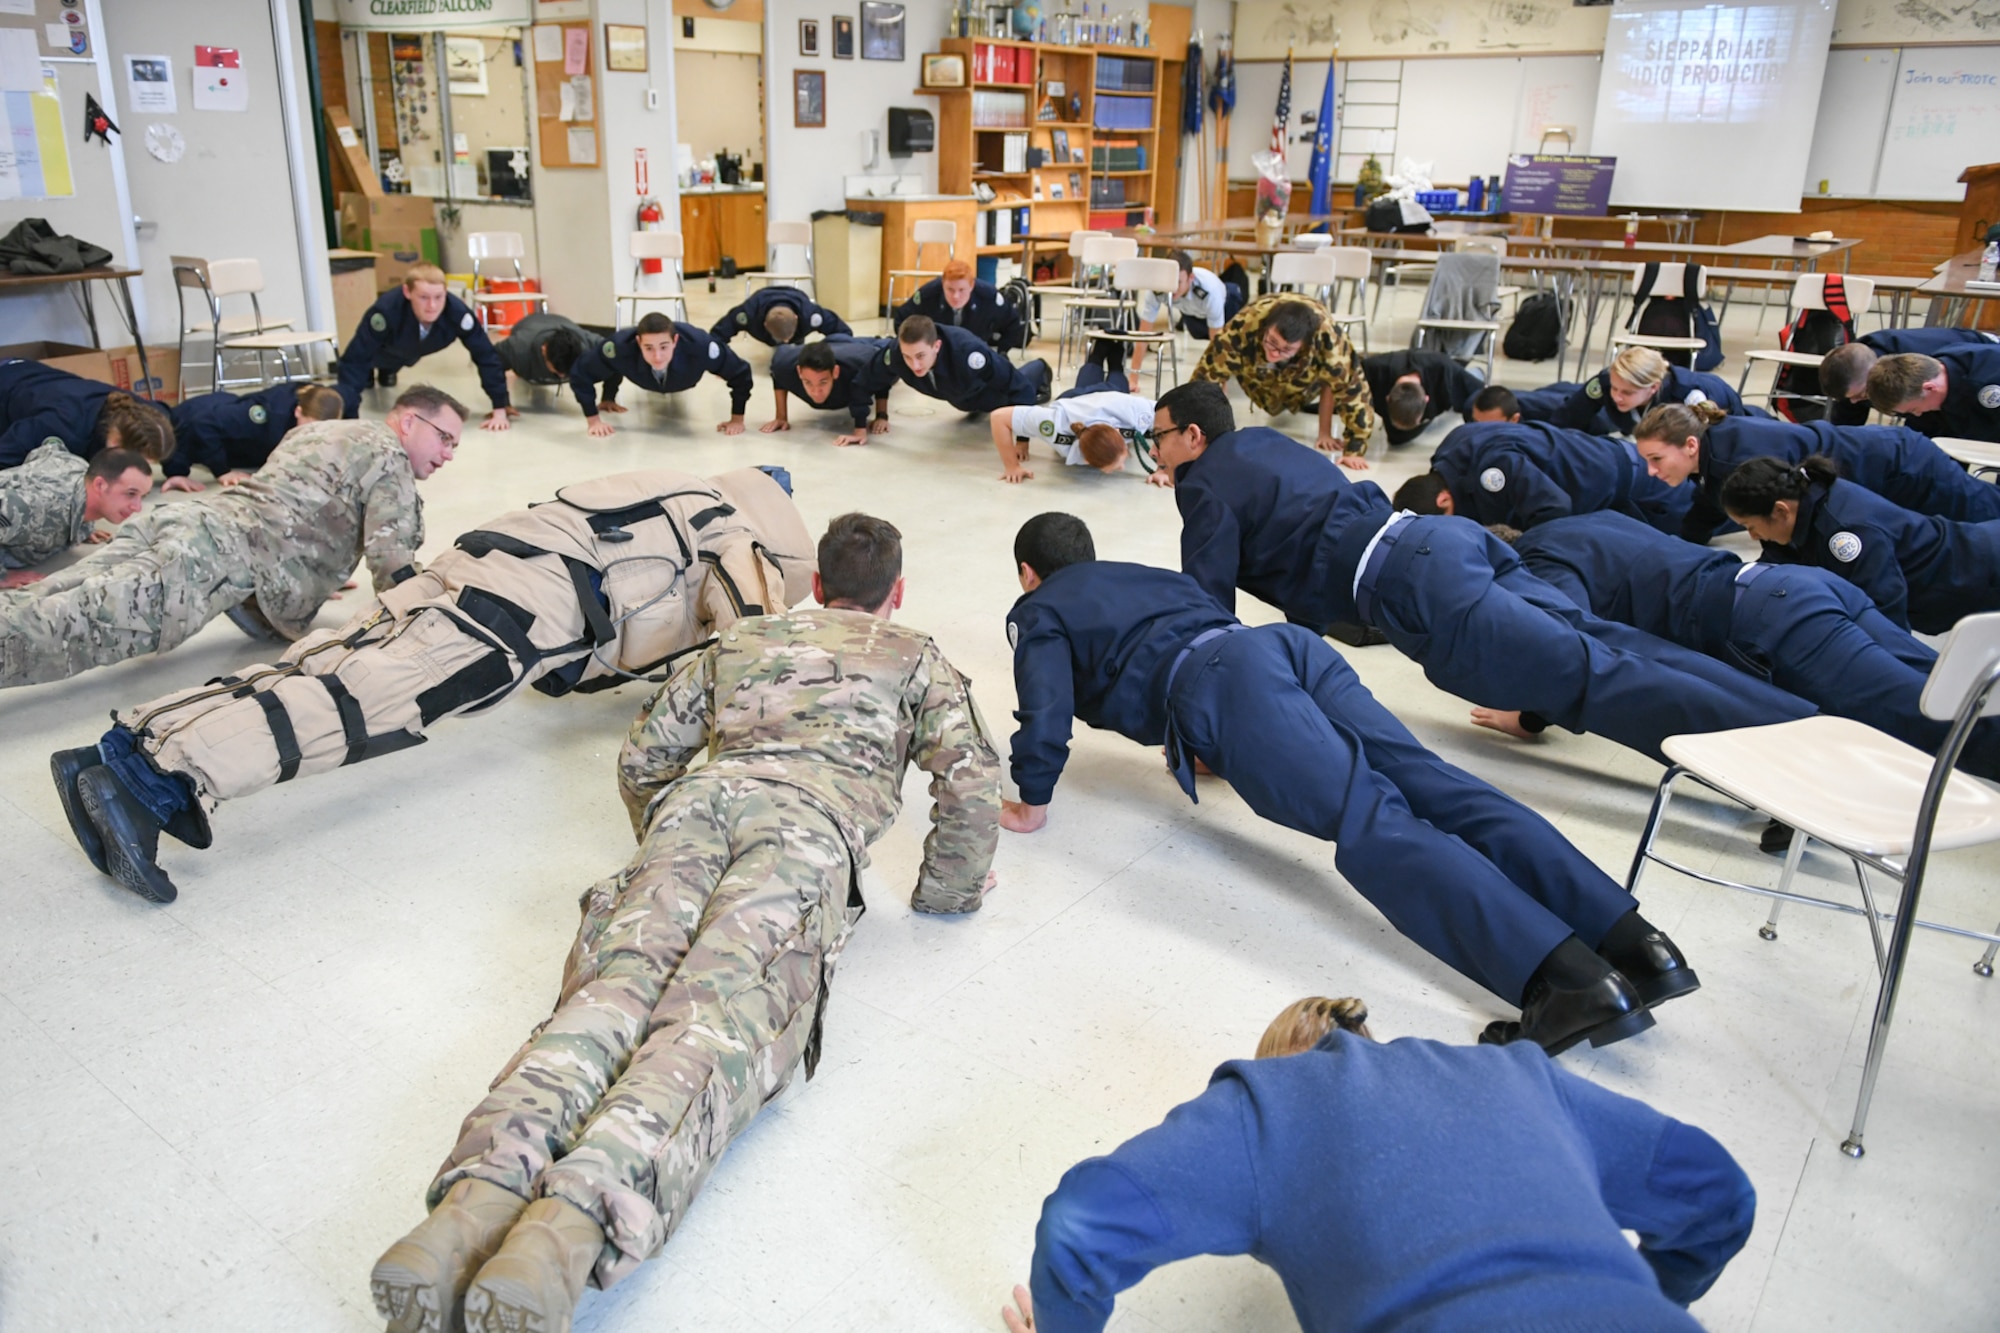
[[0, 0, 38, 16], [124, 54, 176, 114], [567, 74, 591, 121], [557, 80, 575, 120], [562, 26, 587, 75], [0, 70, 75, 201], [532, 24, 562, 62], [0, 28, 40, 92], [193, 45, 248, 112], [566, 126, 596, 164]]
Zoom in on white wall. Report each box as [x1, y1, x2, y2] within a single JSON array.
[[676, 50, 764, 171], [587, 0, 681, 323], [763, 0, 950, 222]]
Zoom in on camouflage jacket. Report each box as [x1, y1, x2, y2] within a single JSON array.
[[1191, 293, 1376, 449], [200, 419, 423, 638], [0, 441, 89, 570], [618, 608, 1002, 913]]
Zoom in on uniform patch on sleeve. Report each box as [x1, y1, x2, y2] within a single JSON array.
[[1480, 466, 1507, 492], [736, 311, 749, 325], [461, 312, 475, 332], [248, 405, 268, 424], [370, 312, 388, 332], [1585, 377, 1603, 399], [1685, 388, 1710, 406], [967, 351, 987, 371], [1039, 419, 1055, 437], [1829, 531, 1863, 562], [707, 342, 720, 360], [603, 340, 618, 359], [1007, 620, 1019, 649], [809, 312, 822, 328], [41, 435, 63, 450], [1980, 384, 2000, 409]]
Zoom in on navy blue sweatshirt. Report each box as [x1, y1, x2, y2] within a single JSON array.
[[769, 335, 891, 414], [0, 360, 168, 467], [566, 322, 755, 418], [1550, 363, 1751, 436], [1006, 560, 1237, 806], [1029, 1031, 1755, 1333], [856, 323, 1024, 415], [1771, 479, 2000, 633], [708, 284, 853, 347], [1431, 419, 1687, 530], [335, 287, 509, 411], [165, 383, 302, 478], [1360, 348, 1484, 446]]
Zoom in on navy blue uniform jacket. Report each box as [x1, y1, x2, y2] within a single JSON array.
[[336, 287, 509, 411], [1029, 1031, 1755, 1333], [1432, 419, 1691, 531], [1360, 348, 1484, 446], [769, 336, 891, 416], [165, 383, 302, 478], [891, 277, 1025, 352], [1551, 364, 1752, 436], [1905, 345, 2000, 442], [566, 322, 755, 418], [708, 285, 853, 347], [1860, 326, 1998, 358], [1770, 479, 2000, 634], [1175, 425, 1394, 629], [1683, 415, 2000, 541], [857, 323, 1024, 415], [1006, 561, 1237, 806], [1514, 511, 1740, 657], [0, 360, 169, 468]]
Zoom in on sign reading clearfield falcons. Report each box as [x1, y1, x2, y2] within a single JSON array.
[[332, 0, 530, 31], [1501, 154, 1618, 216]]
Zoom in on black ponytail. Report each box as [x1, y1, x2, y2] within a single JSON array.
[[1720, 453, 1842, 517]]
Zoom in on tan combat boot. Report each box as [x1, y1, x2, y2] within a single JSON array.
[[462, 1196, 604, 1333], [369, 1178, 529, 1333]]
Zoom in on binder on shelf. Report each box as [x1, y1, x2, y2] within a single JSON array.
[[1092, 96, 1154, 131]]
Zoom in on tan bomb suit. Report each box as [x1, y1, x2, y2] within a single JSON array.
[[115, 468, 813, 833]]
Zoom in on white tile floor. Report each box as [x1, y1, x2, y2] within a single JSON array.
[[1, 280, 1995, 1332]]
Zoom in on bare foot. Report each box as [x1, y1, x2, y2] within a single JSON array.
[[1470, 708, 1536, 741]]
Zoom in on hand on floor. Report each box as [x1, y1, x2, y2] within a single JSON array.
[[1002, 1285, 1035, 1332], [161, 476, 204, 493], [759, 419, 791, 433], [586, 417, 618, 438], [1000, 800, 1047, 833], [482, 409, 511, 432], [1470, 707, 1538, 741]]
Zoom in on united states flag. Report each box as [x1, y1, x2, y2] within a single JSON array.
[[1269, 53, 1292, 156]]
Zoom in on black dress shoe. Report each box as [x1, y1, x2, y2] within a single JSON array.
[[1480, 937, 1654, 1056], [1324, 621, 1389, 647], [376, 369, 399, 388], [1600, 929, 1701, 1009], [77, 767, 177, 904], [50, 746, 108, 873]]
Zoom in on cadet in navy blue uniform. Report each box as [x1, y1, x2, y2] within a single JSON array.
[[845, 316, 1050, 443], [565, 311, 755, 438], [1821, 327, 1999, 423], [0, 360, 173, 469], [1866, 345, 2000, 442], [1549, 345, 1754, 436], [1476, 381, 1582, 426], [1723, 454, 2000, 635], [761, 335, 891, 437], [1010, 997, 1754, 1333], [162, 381, 344, 488], [1633, 400, 2000, 542], [1502, 510, 2000, 780], [1155, 382, 1816, 764], [492, 311, 588, 388], [1001, 513, 1682, 1053], [707, 284, 853, 348], [1395, 418, 1693, 534], [334, 265, 511, 429], [890, 259, 1026, 353], [1360, 348, 1485, 446]]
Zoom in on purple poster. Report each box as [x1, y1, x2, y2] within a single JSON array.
[[1501, 155, 1617, 216]]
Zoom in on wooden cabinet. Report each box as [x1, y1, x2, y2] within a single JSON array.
[[679, 190, 767, 276]]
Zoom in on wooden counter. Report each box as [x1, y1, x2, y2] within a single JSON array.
[[850, 195, 979, 312]]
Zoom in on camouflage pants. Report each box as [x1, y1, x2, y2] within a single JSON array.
[[0, 511, 256, 688], [428, 777, 856, 1290]]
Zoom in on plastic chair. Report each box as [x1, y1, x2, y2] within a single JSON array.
[[886, 219, 957, 309], [747, 220, 815, 296], [1087, 256, 1184, 397], [1736, 273, 1878, 412], [172, 256, 334, 395], [467, 231, 549, 335], [1625, 610, 2000, 1159], [1055, 234, 1140, 375], [1936, 436, 2000, 481], [1411, 251, 1504, 378], [1329, 246, 1374, 353], [616, 232, 689, 325], [1024, 230, 1111, 343], [1608, 262, 1711, 366], [1270, 250, 1369, 356]]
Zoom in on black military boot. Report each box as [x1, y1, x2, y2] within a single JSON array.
[[377, 368, 400, 388], [1597, 909, 1700, 1008], [50, 746, 108, 873], [1324, 621, 1389, 647], [1480, 936, 1654, 1056], [76, 766, 178, 904], [223, 595, 285, 642]]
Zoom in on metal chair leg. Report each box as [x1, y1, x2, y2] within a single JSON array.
[[1623, 766, 1681, 892], [1976, 927, 1998, 978], [1851, 857, 1889, 977], [1760, 897, 1785, 941]]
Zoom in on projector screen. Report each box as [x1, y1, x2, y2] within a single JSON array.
[[1591, 0, 1836, 211]]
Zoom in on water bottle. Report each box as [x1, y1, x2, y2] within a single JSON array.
[[1982, 239, 1999, 283], [1467, 176, 1484, 211]]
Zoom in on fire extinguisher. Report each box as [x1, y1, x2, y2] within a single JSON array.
[[637, 196, 665, 274]]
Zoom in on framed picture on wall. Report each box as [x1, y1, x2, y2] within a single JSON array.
[[604, 24, 647, 72], [832, 16, 855, 59], [445, 38, 488, 95], [794, 70, 827, 128], [860, 1, 905, 61], [799, 19, 820, 58], [921, 54, 965, 88]]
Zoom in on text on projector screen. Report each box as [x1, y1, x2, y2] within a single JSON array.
[[1612, 8, 1801, 121]]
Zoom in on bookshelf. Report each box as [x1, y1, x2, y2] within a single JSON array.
[[930, 37, 1163, 268]]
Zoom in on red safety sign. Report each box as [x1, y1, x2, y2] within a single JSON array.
[[635, 147, 649, 196]]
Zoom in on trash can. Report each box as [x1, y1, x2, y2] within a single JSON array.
[[812, 208, 884, 324]]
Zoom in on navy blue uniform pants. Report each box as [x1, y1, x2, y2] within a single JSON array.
[[1368, 518, 1817, 764], [1170, 624, 1635, 1002], [1732, 567, 2000, 781]]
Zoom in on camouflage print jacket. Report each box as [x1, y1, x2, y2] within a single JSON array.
[[1191, 293, 1376, 449], [618, 608, 1002, 913], [199, 419, 423, 638], [0, 441, 89, 570]]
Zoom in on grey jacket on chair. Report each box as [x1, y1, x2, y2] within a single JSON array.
[[1414, 251, 1500, 361]]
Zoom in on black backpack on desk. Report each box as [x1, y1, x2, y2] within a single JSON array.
[[1769, 274, 1856, 423], [1626, 262, 1722, 371]]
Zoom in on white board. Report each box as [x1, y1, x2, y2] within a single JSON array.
[[1397, 56, 1525, 186], [1514, 54, 1601, 154], [1872, 46, 2000, 201], [1803, 47, 1896, 197]]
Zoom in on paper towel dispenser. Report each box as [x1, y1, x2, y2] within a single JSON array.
[[887, 108, 935, 157]]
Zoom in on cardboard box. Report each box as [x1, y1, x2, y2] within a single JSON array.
[[329, 248, 380, 334], [338, 192, 440, 276], [0, 341, 179, 400], [104, 345, 181, 403]]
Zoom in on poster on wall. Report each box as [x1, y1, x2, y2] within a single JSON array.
[[124, 54, 175, 114], [861, 2, 905, 61], [0, 68, 74, 200], [1501, 154, 1616, 214], [445, 37, 487, 95], [192, 45, 248, 112], [333, 0, 533, 30]]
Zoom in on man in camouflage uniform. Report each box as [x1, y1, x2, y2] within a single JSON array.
[[52, 466, 813, 905], [0, 384, 453, 689], [367, 513, 1000, 1333], [1191, 293, 1375, 467], [0, 442, 152, 587]]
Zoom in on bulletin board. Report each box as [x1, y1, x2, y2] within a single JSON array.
[[0, 0, 97, 61], [532, 20, 598, 169]]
